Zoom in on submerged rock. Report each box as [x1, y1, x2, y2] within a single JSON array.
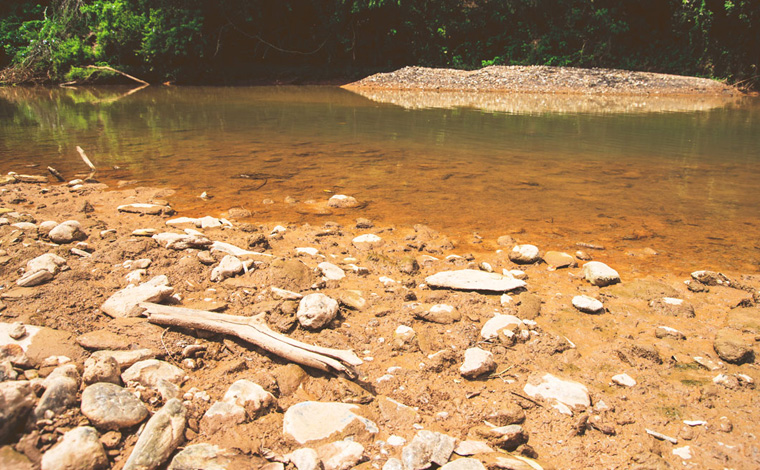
[[327, 195, 360, 208], [425, 270, 526, 293]]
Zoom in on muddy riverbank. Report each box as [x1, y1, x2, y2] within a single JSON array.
[[0, 174, 758, 470]]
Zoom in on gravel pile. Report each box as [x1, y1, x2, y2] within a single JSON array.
[[345, 65, 739, 95]]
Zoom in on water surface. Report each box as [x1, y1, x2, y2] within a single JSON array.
[[1, 85, 758, 275]]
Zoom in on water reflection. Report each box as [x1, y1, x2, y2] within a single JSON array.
[[344, 88, 742, 114]]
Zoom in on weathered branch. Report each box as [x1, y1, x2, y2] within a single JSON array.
[[76, 146, 96, 171], [139, 302, 362, 378], [85, 65, 149, 86]]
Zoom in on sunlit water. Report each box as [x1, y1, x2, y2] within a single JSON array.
[[1, 85, 758, 275]]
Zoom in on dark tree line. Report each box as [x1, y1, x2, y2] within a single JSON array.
[[1, 0, 758, 88]]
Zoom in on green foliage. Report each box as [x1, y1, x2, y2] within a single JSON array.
[[1, 0, 758, 88]]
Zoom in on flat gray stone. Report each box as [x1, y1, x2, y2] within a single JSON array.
[[523, 373, 590, 414], [26, 253, 66, 275], [122, 359, 185, 388], [40, 426, 108, 470], [283, 401, 378, 444], [123, 399, 186, 470], [425, 270, 526, 293], [572, 295, 604, 314], [582, 262, 620, 287], [101, 276, 174, 318], [81, 383, 149, 430]]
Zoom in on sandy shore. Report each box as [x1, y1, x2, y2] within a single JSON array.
[[0, 175, 758, 470], [344, 66, 740, 96]]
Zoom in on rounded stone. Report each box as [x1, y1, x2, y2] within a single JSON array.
[[508, 244, 540, 264], [296, 293, 339, 330], [81, 383, 149, 430], [40, 426, 108, 470]]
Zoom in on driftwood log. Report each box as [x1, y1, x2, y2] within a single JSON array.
[[139, 302, 363, 378]]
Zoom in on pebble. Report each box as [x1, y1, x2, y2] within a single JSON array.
[[48, 220, 86, 244], [454, 440, 495, 456], [352, 234, 383, 250], [581, 261, 621, 287], [40, 426, 108, 470], [83, 354, 121, 385], [211, 255, 243, 282], [201, 401, 246, 434], [122, 399, 186, 470], [572, 295, 604, 314], [121, 359, 186, 388], [425, 269, 526, 293], [26, 253, 66, 275], [543, 251, 575, 269], [672, 446, 692, 460], [317, 440, 365, 470], [509, 244, 540, 264], [296, 293, 339, 330], [655, 326, 686, 340], [338, 290, 367, 310], [283, 401, 378, 444], [318, 262, 346, 281], [101, 275, 174, 317], [401, 430, 456, 470], [221, 379, 275, 418], [481, 314, 523, 340], [611, 373, 636, 387], [415, 304, 461, 324], [81, 383, 149, 430], [713, 328, 753, 364], [0, 381, 35, 442], [117, 203, 174, 216], [286, 448, 321, 470], [8, 322, 26, 340], [327, 194, 360, 208], [440, 458, 487, 470], [460, 347, 496, 379]]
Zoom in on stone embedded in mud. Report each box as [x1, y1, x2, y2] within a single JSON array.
[[317, 440, 365, 470], [48, 220, 86, 244], [481, 314, 523, 340], [509, 244, 540, 264], [611, 373, 637, 387], [122, 399, 186, 470], [118, 203, 174, 216], [470, 424, 528, 451], [572, 295, 604, 314], [401, 430, 457, 470], [582, 261, 620, 287], [523, 373, 590, 413], [319, 262, 346, 281], [655, 326, 686, 340], [201, 401, 246, 434], [221, 379, 276, 419], [415, 304, 461, 324], [713, 329, 754, 364], [83, 354, 121, 385], [121, 359, 186, 388], [40, 426, 108, 470], [101, 275, 174, 318], [168, 443, 251, 470], [460, 347, 497, 379], [543, 251, 575, 269], [352, 234, 383, 250], [425, 269, 526, 293], [211, 255, 244, 282], [0, 381, 35, 442], [81, 383, 149, 430], [90, 349, 155, 370], [283, 401, 378, 444], [650, 297, 695, 318], [338, 290, 367, 310], [296, 293, 340, 330], [327, 194, 360, 208], [691, 270, 730, 286], [439, 458, 487, 470]]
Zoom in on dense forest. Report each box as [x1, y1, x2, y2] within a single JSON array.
[[1, 0, 758, 89]]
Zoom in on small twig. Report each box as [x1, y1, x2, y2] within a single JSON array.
[[160, 327, 174, 361], [510, 391, 544, 408], [76, 146, 96, 171], [488, 364, 515, 379]]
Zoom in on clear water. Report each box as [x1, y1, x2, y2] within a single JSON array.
[[1, 85, 758, 275]]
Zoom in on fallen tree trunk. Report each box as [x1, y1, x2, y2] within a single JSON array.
[[139, 302, 362, 378]]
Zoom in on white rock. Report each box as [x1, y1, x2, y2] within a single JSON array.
[[296, 247, 320, 256], [387, 435, 407, 446], [523, 373, 590, 413], [509, 244, 540, 264], [27, 253, 66, 275], [286, 448, 321, 470], [121, 359, 185, 388], [125, 269, 146, 285], [352, 234, 383, 250], [271, 287, 303, 300], [211, 255, 243, 282], [383, 458, 403, 470], [221, 379, 275, 418], [401, 430, 457, 470], [297, 294, 339, 330], [283, 401, 378, 444], [454, 440, 495, 456], [118, 203, 173, 216], [39, 220, 58, 236], [318, 262, 346, 281], [83, 355, 121, 385], [90, 349, 155, 370], [582, 261, 620, 287], [673, 446, 692, 460], [327, 195, 360, 208], [571, 295, 604, 314], [40, 426, 108, 470], [11, 222, 37, 230], [101, 275, 174, 317], [440, 458, 487, 470], [165, 217, 199, 226], [122, 399, 186, 470], [611, 373, 636, 387], [197, 216, 222, 229], [48, 220, 86, 244], [168, 444, 242, 470], [481, 314, 523, 340], [201, 401, 246, 434], [460, 347, 496, 379], [425, 269, 526, 293], [317, 440, 365, 470], [16, 269, 54, 287]]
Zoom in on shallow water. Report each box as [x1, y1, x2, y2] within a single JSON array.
[[1, 85, 758, 275]]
